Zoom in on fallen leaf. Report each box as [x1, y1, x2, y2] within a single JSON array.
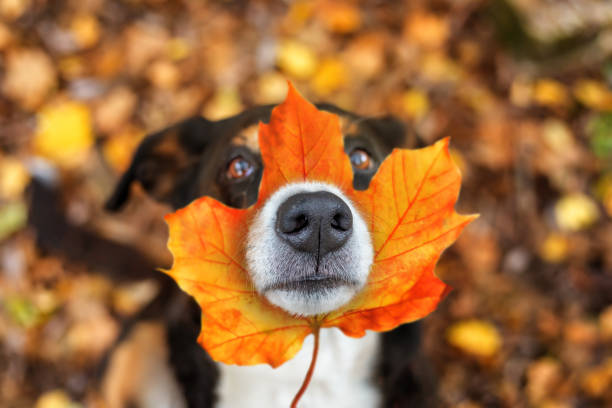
[[33, 101, 94, 168], [600, 304, 612, 341], [404, 11, 450, 50], [0, 0, 30, 21], [539, 233, 569, 263], [573, 79, 612, 111], [533, 79, 570, 109], [256, 71, 289, 104], [580, 359, 612, 397], [103, 126, 146, 172], [526, 358, 563, 405], [146, 60, 181, 90], [554, 193, 599, 232], [2, 48, 57, 110], [316, 0, 361, 34], [69, 14, 101, 49], [446, 319, 502, 358], [587, 113, 612, 162], [276, 40, 318, 80], [401, 88, 430, 120], [166, 37, 191, 61], [0, 157, 30, 199], [342, 32, 386, 80], [164, 84, 475, 367], [311, 58, 348, 96], [202, 87, 243, 121], [0, 22, 12, 50], [35, 390, 76, 408], [0, 201, 28, 241], [94, 87, 138, 134]]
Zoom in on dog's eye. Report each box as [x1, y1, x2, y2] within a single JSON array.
[[349, 149, 373, 170], [227, 156, 254, 180]]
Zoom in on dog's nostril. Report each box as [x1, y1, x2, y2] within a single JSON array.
[[275, 191, 353, 257], [280, 213, 308, 234], [331, 211, 351, 231]]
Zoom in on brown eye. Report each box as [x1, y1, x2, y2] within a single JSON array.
[[350, 149, 373, 170], [227, 156, 254, 180]]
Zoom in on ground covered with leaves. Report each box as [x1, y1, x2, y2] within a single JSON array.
[[0, 0, 611, 407]]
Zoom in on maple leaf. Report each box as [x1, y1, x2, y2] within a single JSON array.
[[164, 83, 476, 375]]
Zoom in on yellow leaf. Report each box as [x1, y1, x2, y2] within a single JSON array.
[[533, 79, 570, 109], [580, 358, 612, 398], [539, 233, 569, 263], [311, 58, 348, 96], [421, 52, 462, 83], [103, 126, 146, 172], [202, 87, 243, 120], [277, 40, 318, 80], [70, 14, 100, 49], [166, 37, 191, 61], [33, 101, 94, 168], [554, 193, 599, 231], [401, 88, 429, 119], [594, 174, 612, 217], [542, 119, 575, 153], [573, 79, 612, 111], [599, 305, 612, 341], [0, 156, 29, 199], [35, 390, 75, 408], [256, 71, 289, 104], [446, 319, 501, 358]]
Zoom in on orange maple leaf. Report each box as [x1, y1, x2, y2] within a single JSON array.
[[164, 84, 476, 372]]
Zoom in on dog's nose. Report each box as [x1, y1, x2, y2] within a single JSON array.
[[275, 191, 353, 257]]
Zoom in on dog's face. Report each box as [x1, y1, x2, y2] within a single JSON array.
[[107, 104, 410, 316]]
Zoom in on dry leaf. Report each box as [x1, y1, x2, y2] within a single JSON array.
[[277, 40, 318, 80], [164, 84, 475, 367], [2, 48, 57, 110], [533, 79, 570, 109], [401, 88, 430, 120], [554, 193, 599, 232], [316, 0, 361, 34], [95, 87, 138, 135], [539, 233, 569, 263], [404, 11, 450, 50], [573, 79, 612, 111], [202, 87, 243, 121], [256, 71, 289, 104], [33, 101, 94, 168], [311, 58, 348, 96], [0, 157, 30, 199], [446, 319, 502, 358]]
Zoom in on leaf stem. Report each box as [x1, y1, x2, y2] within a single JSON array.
[[290, 326, 320, 408]]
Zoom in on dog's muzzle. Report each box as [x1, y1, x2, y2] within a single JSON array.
[[246, 182, 373, 316]]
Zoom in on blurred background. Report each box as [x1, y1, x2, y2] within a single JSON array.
[[1, 0, 612, 407]]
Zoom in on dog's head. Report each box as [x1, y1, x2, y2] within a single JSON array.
[[107, 104, 412, 316]]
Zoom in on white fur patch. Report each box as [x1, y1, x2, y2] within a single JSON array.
[[245, 182, 373, 316], [216, 329, 381, 408]]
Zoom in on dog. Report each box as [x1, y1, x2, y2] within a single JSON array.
[[101, 103, 438, 408]]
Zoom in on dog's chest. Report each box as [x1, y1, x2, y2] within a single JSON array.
[[216, 329, 381, 408]]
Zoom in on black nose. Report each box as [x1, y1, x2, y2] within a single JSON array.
[[275, 191, 353, 257]]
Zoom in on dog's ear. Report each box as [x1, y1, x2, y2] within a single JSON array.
[[360, 115, 416, 151], [105, 116, 216, 211]]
